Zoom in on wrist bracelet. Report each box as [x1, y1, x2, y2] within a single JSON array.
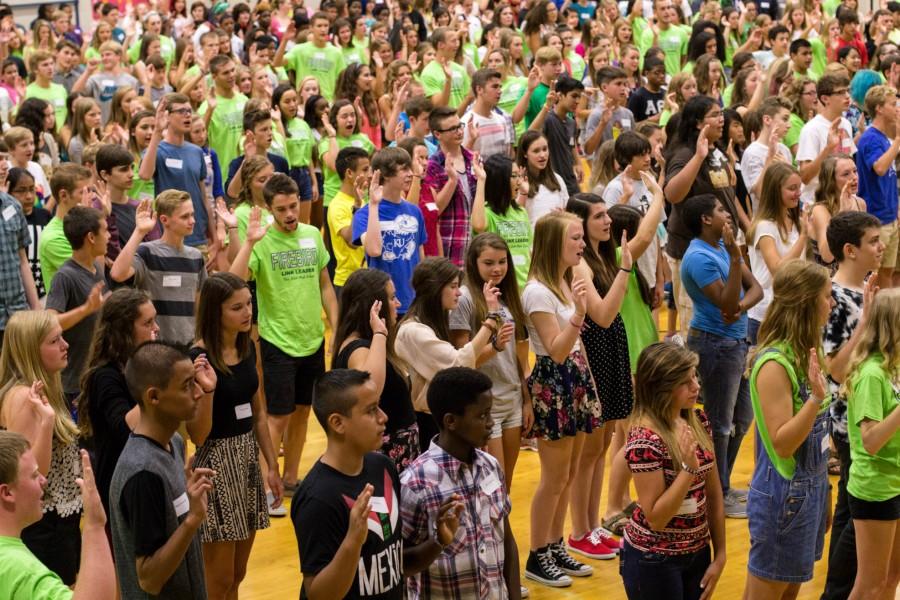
[[482, 320, 498, 335], [373, 331, 388, 338], [681, 461, 700, 475], [619, 266, 632, 273], [491, 335, 502, 352]]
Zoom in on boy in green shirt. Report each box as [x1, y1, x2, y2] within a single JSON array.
[[276, 13, 346, 101], [638, 0, 688, 76], [24, 50, 67, 133], [230, 173, 338, 505], [198, 54, 249, 177], [519, 47, 564, 129], [327, 147, 371, 295], [420, 27, 472, 110], [38, 164, 92, 289]]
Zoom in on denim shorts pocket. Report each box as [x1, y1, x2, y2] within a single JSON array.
[[778, 484, 809, 534]]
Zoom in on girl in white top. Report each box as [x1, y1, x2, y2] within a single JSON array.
[[747, 162, 808, 343], [522, 212, 602, 588], [517, 130, 570, 227], [396, 257, 511, 452]]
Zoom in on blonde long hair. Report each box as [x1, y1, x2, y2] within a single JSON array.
[[0, 311, 78, 445], [842, 288, 900, 396], [631, 342, 713, 471], [528, 211, 581, 304]]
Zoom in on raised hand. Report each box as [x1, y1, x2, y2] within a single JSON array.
[[76, 449, 106, 528], [494, 322, 515, 351], [678, 420, 700, 470], [467, 118, 480, 147], [515, 165, 529, 197], [640, 169, 663, 199], [527, 65, 541, 91], [322, 113, 336, 138], [206, 86, 217, 111], [193, 353, 217, 393], [83, 281, 106, 315], [244, 131, 257, 158], [215, 198, 238, 229], [435, 494, 465, 546], [722, 222, 740, 260], [369, 170, 384, 206], [696, 124, 710, 159], [408, 52, 420, 71], [135, 198, 158, 236], [859, 274, 879, 326], [26, 380, 55, 422], [471, 151, 485, 180], [345, 484, 374, 549], [185, 456, 215, 524], [619, 229, 633, 271], [483, 279, 501, 311], [445, 163, 459, 187], [154, 99, 169, 135], [246, 206, 270, 243], [827, 117, 843, 152], [571, 277, 588, 315], [369, 300, 388, 337], [808, 350, 827, 401]]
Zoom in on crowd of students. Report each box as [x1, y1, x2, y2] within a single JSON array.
[[0, 0, 898, 598]]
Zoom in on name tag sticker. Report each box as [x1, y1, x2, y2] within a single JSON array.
[[173, 492, 190, 517], [480, 475, 501, 495], [102, 79, 115, 88], [821, 432, 830, 455], [234, 403, 252, 420], [425, 202, 438, 212], [2, 205, 15, 221], [162, 275, 182, 287], [621, 118, 631, 128], [369, 496, 389, 514], [165, 158, 184, 169], [351, 140, 364, 148], [54, 98, 64, 107], [677, 497, 699, 514], [299, 237, 316, 249], [512, 254, 526, 266]]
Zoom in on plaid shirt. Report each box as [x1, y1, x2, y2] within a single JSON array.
[[400, 439, 511, 600], [423, 147, 477, 268], [0, 193, 30, 330]]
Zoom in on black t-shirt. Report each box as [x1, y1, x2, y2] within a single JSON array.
[[87, 363, 136, 514], [119, 436, 175, 558], [664, 144, 740, 259], [25, 207, 51, 297], [189, 345, 258, 440], [292, 453, 403, 600], [332, 339, 416, 435], [544, 111, 580, 196], [627, 87, 665, 123], [111, 202, 137, 250]]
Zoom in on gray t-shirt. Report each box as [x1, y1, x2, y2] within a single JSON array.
[[581, 105, 635, 159], [45, 259, 106, 394], [86, 72, 140, 123]]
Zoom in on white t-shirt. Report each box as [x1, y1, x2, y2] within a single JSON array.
[[748, 219, 802, 322], [740, 140, 793, 213], [602, 173, 663, 287], [523, 280, 580, 355], [526, 173, 569, 227], [460, 109, 514, 159], [796, 114, 855, 207]]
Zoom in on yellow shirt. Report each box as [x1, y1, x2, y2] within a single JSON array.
[[327, 190, 366, 286]]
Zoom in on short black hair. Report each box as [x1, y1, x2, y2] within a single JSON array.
[[312, 369, 371, 432], [427, 367, 493, 429], [768, 24, 789, 40], [790, 38, 812, 55], [428, 106, 458, 133], [96, 144, 134, 181], [371, 147, 412, 178], [263, 172, 299, 205], [613, 131, 651, 168], [243, 109, 271, 133], [837, 6, 859, 25], [642, 55, 665, 73], [555, 74, 585, 95], [63, 206, 103, 249], [826, 210, 882, 262], [682, 194, 719, 237], [336, 147, 370, 180], [125, 341, 192, 408]]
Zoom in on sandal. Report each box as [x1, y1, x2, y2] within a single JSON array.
[[828, 454, 841, 476], [601, 501, 640, 536]]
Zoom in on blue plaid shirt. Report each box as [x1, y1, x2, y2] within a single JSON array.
[[0, 192, 30, 330]]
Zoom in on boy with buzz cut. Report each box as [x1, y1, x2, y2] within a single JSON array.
[[354, 147, 428, 314], [225, 109, 290, 198], [276, 11, 346, 101], [520, 47, 564, 129], [401, 367, 521, 600], [530, 74, 585, 196], [740, 97, 794, 212], [627, 56, 666, 123], [72, 41, 139, 124], [582, 66, 636, 158], [110, 341, 215, 600], [24, 50, 67, 133], [327, 147, 371, 296], [420, 27, 471, 110], [293, 368, 463, 600], [110, 190, 207, 347], [46, 206, 109, 401], [820, 210, 885, 600], [38, 163, 93, 289]]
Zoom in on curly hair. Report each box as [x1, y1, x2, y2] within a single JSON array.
[[13, 97, 50, 144]]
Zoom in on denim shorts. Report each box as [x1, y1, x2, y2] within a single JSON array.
[[747, 413, 830, 583], [290, 166, 314, 201], [619, 540, 711, 600]]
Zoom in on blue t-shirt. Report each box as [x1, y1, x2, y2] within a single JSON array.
[[351, 199, 427, 313], [681, 238, 747, 339], [151, 141, 209, 247], [856, 126, 899, 225]]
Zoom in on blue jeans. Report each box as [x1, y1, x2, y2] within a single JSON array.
[[620, 541, 711, 600], [687, 329, 752, 493]]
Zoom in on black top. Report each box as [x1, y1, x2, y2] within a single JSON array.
[[627, 87, 665, 123], [333, 338, 416, 435], [544, 111, 581, 196], [292, 452, 403, 600], [121, 467, 169, 557], [189, 344, 259, 440], [87, 362, 135, 514]]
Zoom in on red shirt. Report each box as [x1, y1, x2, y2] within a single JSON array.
[[833, 33, 869, 66]]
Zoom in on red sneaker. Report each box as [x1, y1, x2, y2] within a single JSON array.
[[592, 527, 621, 553], [566, 531, 617, 560]]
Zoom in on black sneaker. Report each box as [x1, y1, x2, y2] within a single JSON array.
[[524, 547, 573, 588], [550, 540, 593, 577]]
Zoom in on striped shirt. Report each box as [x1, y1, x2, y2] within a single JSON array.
[[132, 240, 206, 345]]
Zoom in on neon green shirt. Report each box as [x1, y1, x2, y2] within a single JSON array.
[[810, 37, 828, 80], [639, 25, 688, 76], [499, 76, 528, 140], [247, 224, 329, 357], [341, 44, 367, 66], [128, 162, 155, 203], [37, 217, 71, 289], [420, 59, 471, 109], [0, 536, 72, 600], [284, 41, 346, 101], [198, 92, 248, 176], [127, 35, 175, 67], [485, 205, 532, 289], [568, 51, 586, 81], [25, 82, 67, 133], [285, 117, 314, 168], [318, 134, 375, 207]]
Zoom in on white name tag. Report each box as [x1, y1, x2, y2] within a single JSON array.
[[821, 432, 830, 455], [369, 496, 389, 513], [102, 79, 115, 88], [512, 254, 526, 266], [54, 98, 64, 107], [299, 237, 316, 249], [266, 215, 275, 225], [351, 140, 364, 148], [162, 275, 182, 287], [2, 205, 15, 221], [172, 492, 190, 517], [677, 496, 698, 514], [480, 475, 501, 495], [234, 403, 252, 420], [165, 158, 184, 169], [621, 118, 631, 128], [425, 202, 438, 212]]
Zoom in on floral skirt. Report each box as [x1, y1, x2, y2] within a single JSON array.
[[527, 350, 601, 441], [381, 423, 420, 474]]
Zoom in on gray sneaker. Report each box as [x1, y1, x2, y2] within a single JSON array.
[[727, 488, 749, 503], [724, 494, 747, 518]]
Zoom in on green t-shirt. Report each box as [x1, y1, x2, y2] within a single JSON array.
[[616, 247, 657, 372], [810, 37, 828, 80], [198, 92, 248, 177], [284, 41, 346, 101], [318, 134, 375, 207], [639, 26, 688, 77], [525, 82, 550, 130], [463, 43, 481, 69], [327, 190, 366, 286], [568, 51, 586, 82], [848, 354, 900, 502], [659, 108, 672, 127], [499, 76, 528, 140], [784, 112, 806, 152], [341, 44, 367, 67], [0, 536, 72, 600], [750, 344, 831, 480], [25, 82, 67, 133], [722, 83, 734, 108], [37, 217, 71, 290], [823, 0, 841, 16], [247, 224, 329, 357], [234, 202, 272, 243], [127, 35, 175, 67], [485, 205, 532, 289], [129, 162, 155, 203], [420, 59, 471, 109], [285, 117, 314, 168], [631, 17, 649, 48], [85, 47, 100, 62]]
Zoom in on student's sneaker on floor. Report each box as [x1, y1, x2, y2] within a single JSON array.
[[521, 585, 530, 598], [267, 491, 287, 517], [550, 539, 593, 576], [567, 530, 617, 560], [525, 547, 572, 588], [592, 527, 621, 553], [724, 494, 747, 518], [727, 487, 749, 503], [282, 480, 301, 498], [664, 333, 685, 347]]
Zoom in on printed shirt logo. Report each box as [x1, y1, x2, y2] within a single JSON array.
[[342, 469, 399, 541], [380, 215, 420, 262]]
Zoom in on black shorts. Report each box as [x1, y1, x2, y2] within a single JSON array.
[[849, 491, 900, 521], [260, 338, 325, 415], [248, 279, 259, 324], [21, 509, 82, 585]]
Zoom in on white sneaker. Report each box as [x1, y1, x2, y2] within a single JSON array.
[[267, 491, 287, 517]]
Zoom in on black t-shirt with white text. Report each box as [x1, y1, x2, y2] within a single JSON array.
[[627, 87, 665, 123], [292, 452, 404, 599]]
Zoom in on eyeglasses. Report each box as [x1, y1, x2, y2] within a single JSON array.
[[169, 107, 193, 115], [11, 186, 34, 194], [827, 89, 850, 97], [801, 90, 817, 96], [436, 123, 464, 133]]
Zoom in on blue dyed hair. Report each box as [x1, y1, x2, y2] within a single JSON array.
[[850, 70, 883, 106]]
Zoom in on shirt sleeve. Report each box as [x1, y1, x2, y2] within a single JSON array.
[[420, 64, 444, 98], [351, 205, 369, 246], [852, 369, 890, 427], [795, 123, 822, 162], [740, 146, 765, 194], [682, 250, 723, 290], [293, 496, 348, 575], [91, 368, 135, 447], [399, 472, 431, 546], [210, 150, 224, 199], [44, 270, 71, 313], [602, 179, 623, 205], [753, 220, 780, 247], [448, 288, 473, 332], [625, 429, 666, 473], [523, 284, 558, 316], [858, 132, 886, 169], [119, 471, 169, 558]]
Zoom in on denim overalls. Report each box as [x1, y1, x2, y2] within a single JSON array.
[[747, 348, 831, 583]]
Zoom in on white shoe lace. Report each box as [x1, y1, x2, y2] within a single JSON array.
[[539, 549, 566, 578]]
